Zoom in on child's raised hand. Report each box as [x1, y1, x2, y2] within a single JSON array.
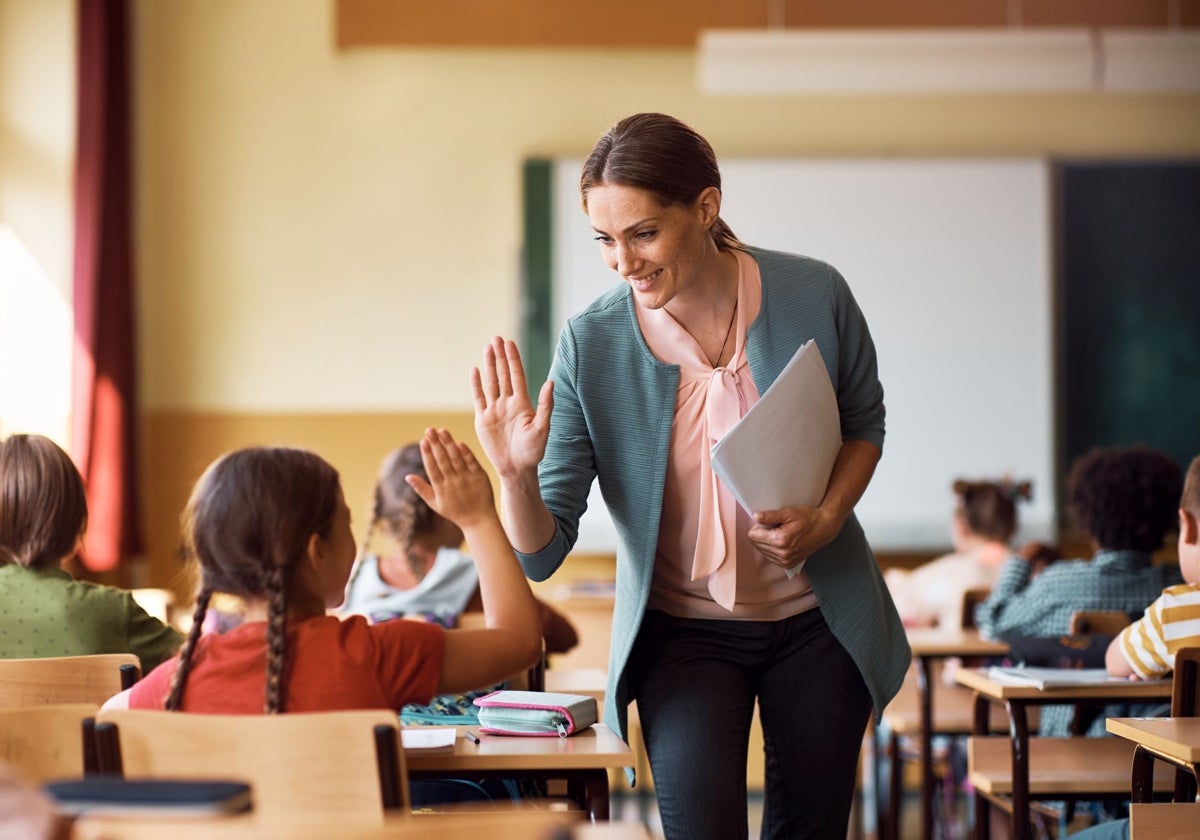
[[405, 429, 496, 529]]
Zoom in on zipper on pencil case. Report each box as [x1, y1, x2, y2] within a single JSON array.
[[480, 713, 570, 737]]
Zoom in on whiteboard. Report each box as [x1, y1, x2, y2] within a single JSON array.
[[550, 158, 1055, 552]]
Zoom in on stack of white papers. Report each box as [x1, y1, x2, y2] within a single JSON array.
[[710, 339, 841, 515], [985, 666, 1165, 690], [709, 340, 841, 580]]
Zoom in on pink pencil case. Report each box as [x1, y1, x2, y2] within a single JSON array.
[[473, 690, 598, 737]]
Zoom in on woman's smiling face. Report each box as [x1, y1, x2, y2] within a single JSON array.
[[585, 183, 718, 311]]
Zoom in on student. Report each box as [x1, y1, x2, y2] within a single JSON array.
[[1064, 454, 1200, 840], [974, 444, 1184, 737], [341, 442, 578, 655], [102, 429, 541, 712], [0, 434, 182, 671], [472, 112, 908, 839], [1107, 453, 1200, 680], [886, 478, 1032, 629]]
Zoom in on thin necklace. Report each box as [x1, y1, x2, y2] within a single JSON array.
[[708, 297, 738, 368]]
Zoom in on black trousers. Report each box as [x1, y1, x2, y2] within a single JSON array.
[[628, 608, 872, 840]]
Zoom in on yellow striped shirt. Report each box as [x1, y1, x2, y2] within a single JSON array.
[[1118, 582, 1200, 679]]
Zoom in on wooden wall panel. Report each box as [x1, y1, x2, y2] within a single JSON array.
[[338, 0, 1197, 49], [336, 0, 767, 48]]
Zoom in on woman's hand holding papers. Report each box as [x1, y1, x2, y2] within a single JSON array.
[[749, 504, 837, 570]]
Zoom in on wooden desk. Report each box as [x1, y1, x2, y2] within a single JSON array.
[[898, 629, 1009, 840], [1107, 716, 1200, 803], [1129, 802, 1200, 839], [404, 724, 635, 821], [956, 668, 1174, 840]]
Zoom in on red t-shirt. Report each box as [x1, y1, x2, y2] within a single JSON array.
[[129, 614, 445, 712]]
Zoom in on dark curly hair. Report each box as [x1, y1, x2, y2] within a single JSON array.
[[1066, 445, 1183, 553]]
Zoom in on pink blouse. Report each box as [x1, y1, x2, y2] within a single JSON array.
[[636, 250, 818, 620]]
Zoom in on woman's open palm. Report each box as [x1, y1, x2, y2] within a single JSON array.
[[470, 337, 553, 479]]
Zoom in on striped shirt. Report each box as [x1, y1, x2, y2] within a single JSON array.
[[1117, 583, 1200, 680]]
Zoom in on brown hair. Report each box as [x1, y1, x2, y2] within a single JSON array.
[[580, 113, 742, 251], [1066, 445, 1182, 553], [1181, 455, 1200, 519], [166, 447, 341, 714], [951, 478, 1032, 544], [0, 434, 87, 569], [355, 443, 436, 579]]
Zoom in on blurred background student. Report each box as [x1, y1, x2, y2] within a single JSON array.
[[886, 478, 1033, 629], [975, 445, 1184, 738], [0, 434, 182, 671], [341, 442, 578, 655]]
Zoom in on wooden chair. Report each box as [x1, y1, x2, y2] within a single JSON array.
[[1149, 646, 1200, 803], [960, 586, 992, 631], [70, 809, 585, 840], [0, 654, 140, 708], [0, 703, 98, 783], [1068, 610, 1133, 636], [93, 709, 408, 818]]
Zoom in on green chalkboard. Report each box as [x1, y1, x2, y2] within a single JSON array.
[[1059, 161, 1200, 485]]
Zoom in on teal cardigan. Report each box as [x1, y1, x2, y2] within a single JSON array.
[[517, 247, 910, 750]]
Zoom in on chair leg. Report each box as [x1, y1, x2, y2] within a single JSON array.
[[887, 732, 902, 840]]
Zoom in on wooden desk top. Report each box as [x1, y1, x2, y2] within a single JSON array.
[[1107, 717, 1200, 763], [403, 724, 635, 773], [905, 629, 1009, 658], [955, 668, 1174, 702]]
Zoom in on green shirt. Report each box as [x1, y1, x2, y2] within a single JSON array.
[[0, 564, 183, 672]]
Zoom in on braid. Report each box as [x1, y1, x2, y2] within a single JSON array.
[[395, 498, 425, 578], [264, 562, 290, 714], [165, 588, 213, 712]]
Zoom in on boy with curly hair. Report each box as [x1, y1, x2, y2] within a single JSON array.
[[974, 445, 1184, 737]]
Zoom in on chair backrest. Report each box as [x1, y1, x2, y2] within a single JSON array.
[[71, 809, 580, 840], [0, 654, 140, 708], [1171, 646, 1200, 717], [1067, 610, 1132, 636], [93, 708, 408, 817], [960, 587, 992, 630], [0, 703, 98, 783]]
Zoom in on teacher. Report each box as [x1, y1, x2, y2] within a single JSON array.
[[472, 113, 909, 839]]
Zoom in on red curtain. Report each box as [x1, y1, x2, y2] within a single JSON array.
[[72, 0, 141, 573]]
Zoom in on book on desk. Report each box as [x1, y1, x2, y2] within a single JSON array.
[[986, 666, 1170, 690]]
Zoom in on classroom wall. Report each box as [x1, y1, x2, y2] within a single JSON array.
[[7, 0, 1200, 590], [0, 0, 74, 446]]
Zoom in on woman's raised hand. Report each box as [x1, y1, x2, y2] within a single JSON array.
[[470, 337, 554, 480], [405, 428, 495, 529]]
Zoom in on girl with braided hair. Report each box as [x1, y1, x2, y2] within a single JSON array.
[[102, 428, 542, 713], [342, 442, 578, 655]]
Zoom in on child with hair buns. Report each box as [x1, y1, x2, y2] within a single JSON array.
[[102, 429, 542, 713], [342, 442, 577, 655], [886, 477, 1033, 629]]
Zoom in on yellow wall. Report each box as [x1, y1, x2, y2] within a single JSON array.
[[131, 0, 1200, 590], [5, 0, 1200, 588]]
